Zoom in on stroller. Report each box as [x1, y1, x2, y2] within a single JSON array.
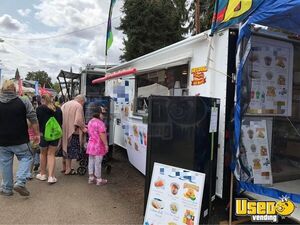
[[76, 144, 112, 176]]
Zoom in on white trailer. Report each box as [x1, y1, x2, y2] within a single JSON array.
[[105, 29, 237, 199]]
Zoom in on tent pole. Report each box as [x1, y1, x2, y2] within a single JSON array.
[[105, 55, 108, 74], [229, 172, 233, 225]]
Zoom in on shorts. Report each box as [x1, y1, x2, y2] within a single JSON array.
[[39, 136, 60, 148]]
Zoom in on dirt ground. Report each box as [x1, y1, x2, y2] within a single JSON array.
[[2, 146, 297, 225], [0, 147, 145, 225]]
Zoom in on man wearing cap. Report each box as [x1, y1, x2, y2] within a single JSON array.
[[0, 80, 40, 196]]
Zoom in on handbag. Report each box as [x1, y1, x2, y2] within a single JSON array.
[[55, 147, 64, 157]]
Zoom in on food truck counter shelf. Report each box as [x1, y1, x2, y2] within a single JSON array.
[[129, 115, 143, 120], [130, 114, 148, 124], [244, 179, 300, 223]]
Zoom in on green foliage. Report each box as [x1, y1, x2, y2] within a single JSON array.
[[118, 0, 189, 61], [15, 68, 20, 80], [25, 70, 52, 88], [52, 82, 61, 93]]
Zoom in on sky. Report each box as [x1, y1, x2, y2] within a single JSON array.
[[0, 0, 124, 82]]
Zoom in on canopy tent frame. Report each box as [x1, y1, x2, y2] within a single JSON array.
[[57, 70, 81, 101]]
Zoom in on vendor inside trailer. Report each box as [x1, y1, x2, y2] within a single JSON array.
[[135, 64, 189, 115]]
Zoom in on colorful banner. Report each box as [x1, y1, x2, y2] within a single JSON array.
[[211, 0, 265, 33], [105, 0, 116, 56]]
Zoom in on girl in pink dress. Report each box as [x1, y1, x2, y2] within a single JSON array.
[[86, 108, 108, 185]]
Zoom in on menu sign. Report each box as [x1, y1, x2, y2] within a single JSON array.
[[241, 120, 273, 185], [247, 36, 293, 116], [124, 122, 147, 175], [144, 163, 205, 225]]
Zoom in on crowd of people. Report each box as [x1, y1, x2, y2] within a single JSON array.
[[0, 79, 108, 197]]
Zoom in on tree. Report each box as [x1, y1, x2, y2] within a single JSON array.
[[25, 70, 52, 88], [118, 0, 189, 61], [15, 68, 20, 80], [52, 82, 61, 93]]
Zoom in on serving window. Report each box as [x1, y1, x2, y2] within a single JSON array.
[[239, 34, 300, 194], [135, 65, 189, 114]]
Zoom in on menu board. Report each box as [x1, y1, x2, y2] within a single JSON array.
[[241, 120, 273, 185], [124, 121, 147, 175], [144, 163, 205, 225], [247, 36, 293, 116]]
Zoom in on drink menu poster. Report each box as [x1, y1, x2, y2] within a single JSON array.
[[241, 120, 273, 185], [247, 36, 293, 116], [144, 163, 205, 225]]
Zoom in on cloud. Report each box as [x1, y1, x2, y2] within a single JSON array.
[[0, 0, 125, 81], [0, 14, 26, 32], [0, 46, 9, 54], [17, 8, 32, 17], [34, 0, 106, 28]]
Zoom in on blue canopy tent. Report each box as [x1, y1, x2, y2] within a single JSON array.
[[212, 0, 300, 205]]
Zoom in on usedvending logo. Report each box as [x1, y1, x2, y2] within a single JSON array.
[[236, 197, 295, 223]]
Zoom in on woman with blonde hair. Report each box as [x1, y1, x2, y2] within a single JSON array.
[[36, 94, 62, 184]]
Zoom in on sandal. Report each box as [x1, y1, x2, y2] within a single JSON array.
[[96, 178, 108, 186], [65, 169, 77, 175]]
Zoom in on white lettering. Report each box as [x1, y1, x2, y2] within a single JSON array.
[[251, 215, 278, 223]]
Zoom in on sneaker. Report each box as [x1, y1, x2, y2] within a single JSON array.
[[47, 177, 57, 184], [96, 178, 108, 186], [33, 164, 40, 172], [88, 177, 95, 184], [13, 185, 30, 196], [36, 173, 47, 181], [0, 190, 13, 196]]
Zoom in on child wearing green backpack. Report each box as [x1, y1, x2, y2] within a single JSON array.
[[36, 94, 63, 184]]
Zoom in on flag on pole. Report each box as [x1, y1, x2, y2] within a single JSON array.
[[211, 0, 265, 34], [105, 0, 117, 56], [35, 81, 39, 96]]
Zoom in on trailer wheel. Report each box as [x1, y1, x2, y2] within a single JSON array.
[[77, 166, 87, 176], [80, 160, 88, 167]]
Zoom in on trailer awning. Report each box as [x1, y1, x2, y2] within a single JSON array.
[[136, 55, 192, 74], [57, 70, 81, 79], [92, 68, 137, 84]]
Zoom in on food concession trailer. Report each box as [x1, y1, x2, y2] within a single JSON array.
[[92, 1, 300, 223]]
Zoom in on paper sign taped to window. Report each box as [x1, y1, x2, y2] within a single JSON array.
[[209, 107, 218, 133]]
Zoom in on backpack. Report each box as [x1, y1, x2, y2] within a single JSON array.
[[44, 117, 62, 141]]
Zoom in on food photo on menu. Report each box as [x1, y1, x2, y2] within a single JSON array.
[[170, 182, 180, 195], [154, 177, 165, 189], [183, 183, 199, 201], [151, 198, 164, 211]]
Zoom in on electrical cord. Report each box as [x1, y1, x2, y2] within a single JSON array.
[[0, 15, 121, 42]]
